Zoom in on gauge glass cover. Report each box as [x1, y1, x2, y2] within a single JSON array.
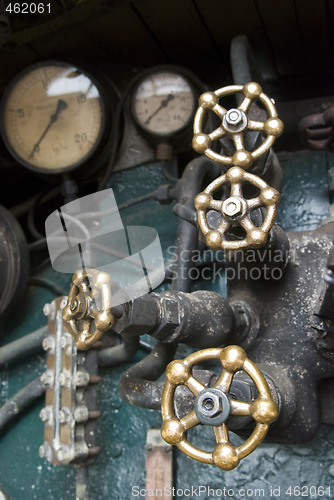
[[132, 71, 195, 137], [0, 61, 105, 173]]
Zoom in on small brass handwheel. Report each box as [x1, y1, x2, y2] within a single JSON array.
[[192, 81, 284, 169], [161, 346, 278, 471], [62, 269, 114, 350], [194, 166, 280, 250]]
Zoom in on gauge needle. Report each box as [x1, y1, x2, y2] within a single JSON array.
[[144, 93, 175, 125], [28, 99, 68, 159]]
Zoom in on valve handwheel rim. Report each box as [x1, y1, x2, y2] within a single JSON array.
[[194, 166, 280, 251], [161, 345, 279, 471], [192, 82, 284, 168], [62, 268, 114, 350]]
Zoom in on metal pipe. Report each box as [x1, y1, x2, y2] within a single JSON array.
[[171, 156, 219, 292], [0, 377, 45, 433], [97, 336, 139, 367], [0, 325, 47, 367], [119, 342, 177, 410]]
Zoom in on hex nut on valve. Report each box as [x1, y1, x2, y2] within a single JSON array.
[[195, 388, 231, 426], [222, 197, 245, 219]]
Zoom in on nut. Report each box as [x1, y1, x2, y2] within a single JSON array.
[[222, 197, 244, 218], [226, 109, 243, 125], [223, 108, 247, 133], [56, 446, 71, 463], [39, 406, 53, 424], [75, 371, 90, 387], [40, 370, 54, 387], [195, 388, 231, 426], [59, 370, 71, 388], [42, 336, 54, 352], [58, 407, 71, 424], [197, 392, 222, 418], [74, 406, 89, 423], [39, 442, 52, 460], [43, 302, 55, 319]]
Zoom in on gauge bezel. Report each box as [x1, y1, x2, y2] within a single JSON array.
[[130, 66, 197, 141], [0, 60, 108, 175]]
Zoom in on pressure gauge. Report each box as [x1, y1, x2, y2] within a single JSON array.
[[0, 61, 108, 174], [131, 69, 196, 140]]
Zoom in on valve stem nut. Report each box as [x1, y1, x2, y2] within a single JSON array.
[[195, 388, 231, 426]]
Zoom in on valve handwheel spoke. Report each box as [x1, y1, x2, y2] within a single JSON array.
[[62, 269, 114, 350], [213, 424, 229, 443], [185, 375, 206, 396], [180, 410, 200, 431], [215, 369, 233, 392], [209, 126, 225, 141], [192, 82, 284, 169], [230, 401, 251, 416], [161, 346, 279, 471], [194, 166, 280, 251]]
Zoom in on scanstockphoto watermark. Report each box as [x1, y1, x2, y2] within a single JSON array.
[[132, 485, 331, 498], [132, 485, 268, 497], [166, 246, 289, 282]]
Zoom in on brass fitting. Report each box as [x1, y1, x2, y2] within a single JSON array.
[[161, 345, 278, 471], [192, 81, 284, 169], [62, 269, 114, 350], [194, 166, 280, 250]]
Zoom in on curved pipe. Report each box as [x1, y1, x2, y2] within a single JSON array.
[[98, 335, 139, 367], [0, 377, 45, 433], [119, 342, 177, 410], [171, 155, 220, 292]]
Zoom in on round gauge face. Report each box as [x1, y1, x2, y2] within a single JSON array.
[[0, 61, 106, 173], [131, 70, 196, 138]]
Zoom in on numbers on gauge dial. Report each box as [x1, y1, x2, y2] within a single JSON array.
[[2, 63, 104, 171], [132, 71, 195, 137]]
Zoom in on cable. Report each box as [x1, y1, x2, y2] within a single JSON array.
[[28, 277, 67, 296], [28, 239, 48, 252], [0, 377, 45, 434], [0, 325, 47, 367], [28, 190, 160, 254], [27, 191, 47, 240]]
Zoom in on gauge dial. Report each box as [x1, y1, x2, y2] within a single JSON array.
[[131, 70, 196, 138], [0, 61, 106, 173]]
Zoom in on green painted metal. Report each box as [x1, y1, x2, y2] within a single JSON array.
[[0, 151, 333, 500]]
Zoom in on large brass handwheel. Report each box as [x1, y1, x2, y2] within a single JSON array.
[[194, 166, 280, 250], [62, 269, 114, 350], [161, 346, 278, 471], [192, 82, 284, 169]]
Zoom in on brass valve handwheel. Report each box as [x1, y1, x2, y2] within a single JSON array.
[[192, 81, 284, 169], [194, 166, 280, 250], [161, 346, 279, 471], [62, 269, 114, 350]]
